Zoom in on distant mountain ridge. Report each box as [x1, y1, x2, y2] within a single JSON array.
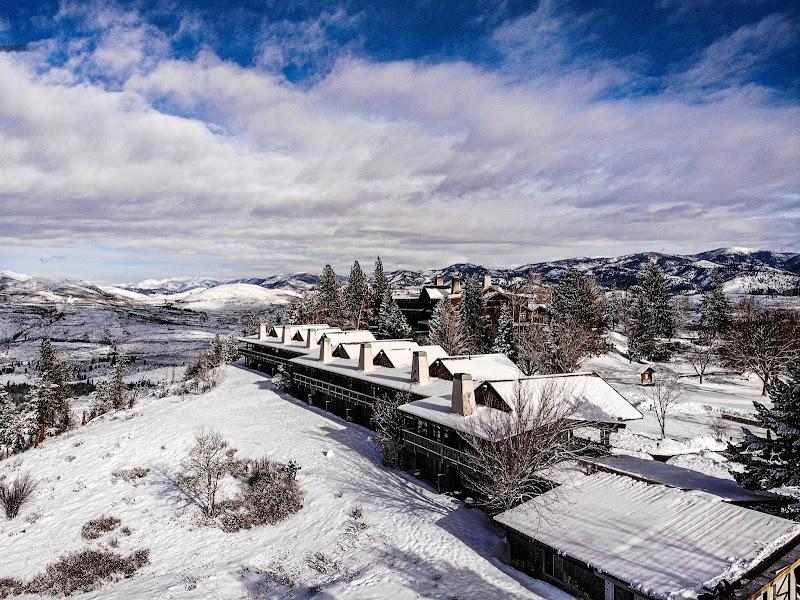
[[3, 248, 798, 308]]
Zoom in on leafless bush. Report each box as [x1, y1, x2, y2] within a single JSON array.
[[0, 577, 26, 598], [178, 428, 238, 517], [709, 414, 731, 443], [371, 390, 410, 468], [81, 516, 121, 540], [26, 548, 149, 596], [111, 467, 150, 484], [0, 472, 37, 519], [220, 457, 304, 532], [306, 552, 341, 575], [461, 379, 591, 514]]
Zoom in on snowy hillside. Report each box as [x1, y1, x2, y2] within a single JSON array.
[[169, 284, 298, 309], [0, 365, 563, 600]]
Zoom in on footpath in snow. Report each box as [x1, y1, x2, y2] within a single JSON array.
[[0, 364, 569, 600]]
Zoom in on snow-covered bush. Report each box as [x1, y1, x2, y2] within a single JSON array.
[[183, 351, 221, 393], [220, 457, 304, 532], [0, 472, 37, 519], [111, 467, 150, 484], [271, 364, 292, 391], [25, 548, 149, 596], [0, 577, 25, 597], [371, 390, 409, 468], [81, 516, 121, 540]]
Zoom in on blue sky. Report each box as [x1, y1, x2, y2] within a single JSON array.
[[0, 0, 798, 282]]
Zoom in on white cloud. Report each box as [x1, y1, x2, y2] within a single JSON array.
[[0, 5, 797, 277]]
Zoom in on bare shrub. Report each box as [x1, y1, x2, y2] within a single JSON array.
[[111, 467, 150, 484], [371, 390, 410, 468], [461, 379, 591, 514], [220, 457, 304, 532], [81, 516, 121, 540], [0, 578, 26, 597], [26, 548, 149, 596], [709, 414, 731, 443], [0, 472, 37, 519], [306, 552, 340, 575], [179, 428, 238, 517]]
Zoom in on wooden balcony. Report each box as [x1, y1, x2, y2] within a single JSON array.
[[293, 373, 375, 409], [403, 430, 474, 471]]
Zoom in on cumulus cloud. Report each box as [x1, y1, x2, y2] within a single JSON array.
[[0, 3, 797, 278]]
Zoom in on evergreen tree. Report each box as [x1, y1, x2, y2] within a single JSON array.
[[370, 257, 389, 325], [318, 265, 343, 324], [110, 352, 129, 410], [490, 304, 516, 361], [637, 263, 675, 338], [344, 260, 371, 328], [699, 270, 731, 338], [460, 276, 487, 352], [32, 340, 72, 432], [627, 287, 657, 362], [552, 268, 605, 332], [729, 358, 800, 489], [377, 289, 413, 339], [428, 299, 470, 355], [0, 394, 37, 452]]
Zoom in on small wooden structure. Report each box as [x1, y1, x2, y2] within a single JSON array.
[[640, 366, 655, 385]]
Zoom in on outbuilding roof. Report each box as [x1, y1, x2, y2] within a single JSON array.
[[582, 454, 779, 504], [494, 473, 800, 600]]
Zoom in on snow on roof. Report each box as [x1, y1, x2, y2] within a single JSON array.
[[288, 353, 454, 397], [270, 324, 330, 337], [433, 354, 524, 381], [584, 455, 778, 503], [334, 339, 417, 360], [319, 330, 376, 346], [422, 287, 448, 300], [237, 334, 315, 354], [292, 327, 341, 341], [483, 373, 643, 423], [378, 345, 448, 368], [398, 395, 497, 436], [494, 473, 800, 600]]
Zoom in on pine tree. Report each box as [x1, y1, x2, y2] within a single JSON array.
[[377, 289, 413, 339], [428, 299, 470, 355], [460, 277, 487, 352], [318, 265, 343, 324], [729, 358, 800, 489], [627, 287, 657, 362], [699, 270, 731, 338], [110, 352, 128, 410], [0, 389, 16, 451], [31, 340, 72, 431], [344, 260, 371, 328], [370, 257, 389, 325], [1, 395, 37, 452], [637, 263, 675, 338], [490, 304, 516, 361], [552, 268, 606, 332]]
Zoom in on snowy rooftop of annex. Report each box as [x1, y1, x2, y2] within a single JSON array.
[[378, 345, 448, 368], [432, 354, 525, 381], [583, 454, 779, 503], [334, 339, 416, 360], [237, 334, 315, 354], [319, 330, 376, 346], [494, 473, 800, 600], [482, 373, 643, 424], [288, 353, 455, 398]]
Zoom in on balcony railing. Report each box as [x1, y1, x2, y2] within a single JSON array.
[[402, 430, 474, 470], [293, 373, 375, 410], [239, 347, 288, 365]]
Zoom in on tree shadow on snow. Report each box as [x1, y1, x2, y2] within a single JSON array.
[[151, 464, 206, 515]]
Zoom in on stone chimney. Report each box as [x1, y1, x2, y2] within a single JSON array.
[[451, 277, 461, 295], [359, 343, 374, 372], [411, 351, 429, 385], [451, 373, 476, 416], [319, 336, 332, 363], [435, 275, 444, 286], [305, 328, 319, 349], [258, 323, 267, 340], [483, 275, 492, 289]]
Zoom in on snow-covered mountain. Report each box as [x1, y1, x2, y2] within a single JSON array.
[[4, 248, 798, 308]]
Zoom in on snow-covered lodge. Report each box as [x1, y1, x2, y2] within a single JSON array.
[[494, 472, 800, 600], [239, 323, 642, 490], [238, 323, 800, 600]]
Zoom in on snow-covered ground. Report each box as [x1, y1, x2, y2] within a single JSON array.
[[0, 364, 570, 600]]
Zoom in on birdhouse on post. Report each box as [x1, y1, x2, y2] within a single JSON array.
[[640, 366, 655, 385]]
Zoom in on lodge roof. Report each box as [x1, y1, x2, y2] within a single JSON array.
[[494, 472, 800, 600], [582, 454, 779, 504]]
